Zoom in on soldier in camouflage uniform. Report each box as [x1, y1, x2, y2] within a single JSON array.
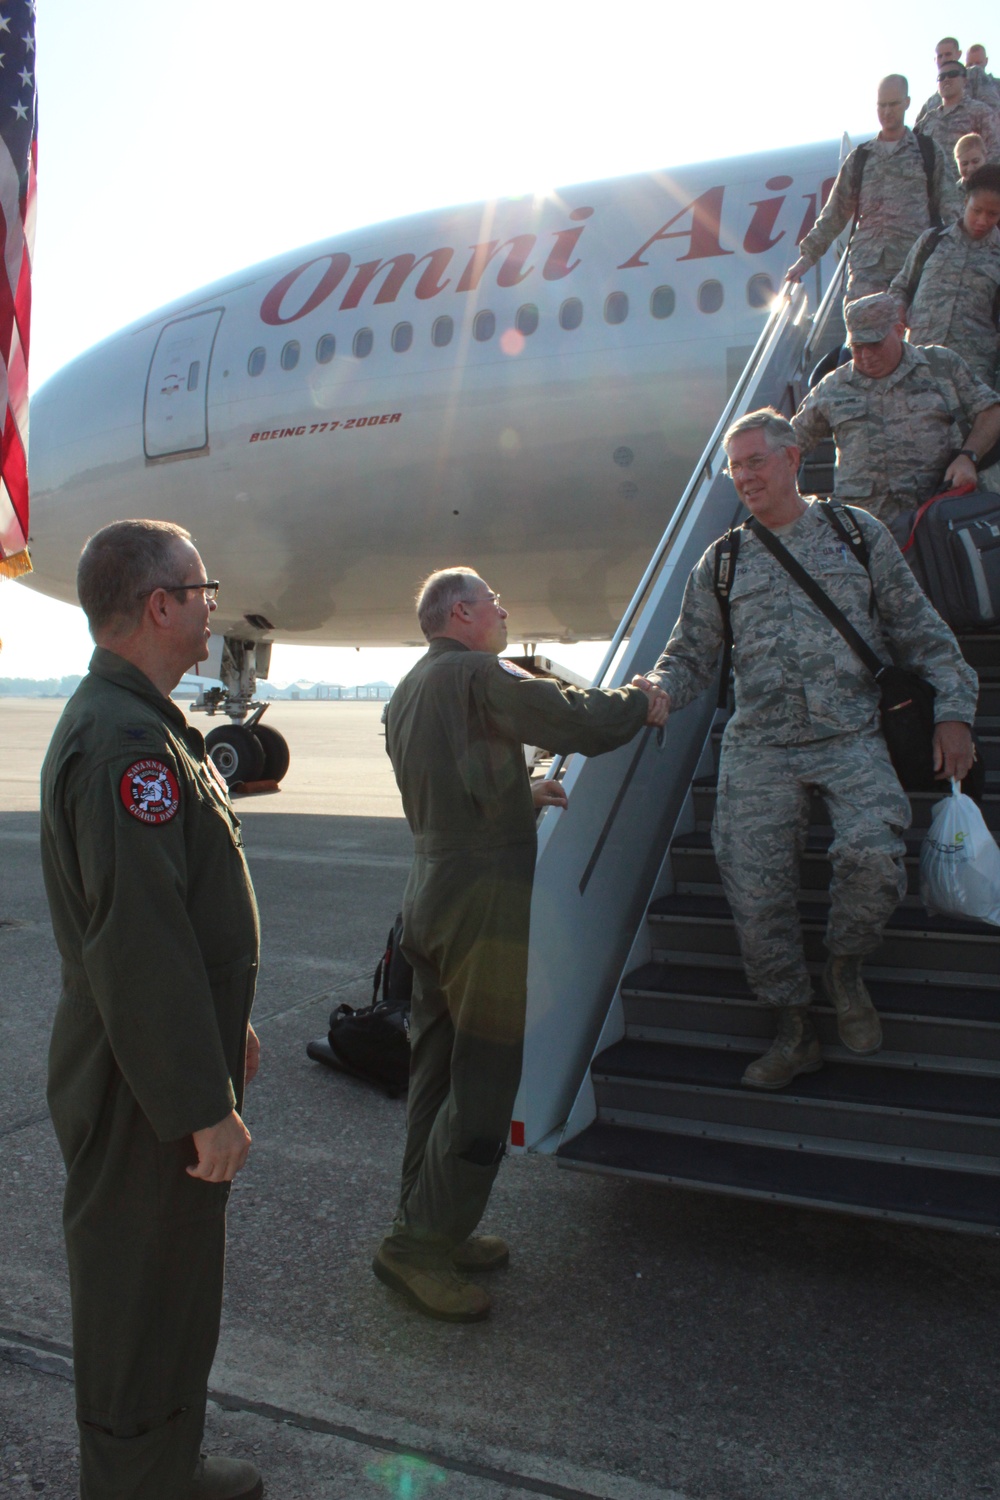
[[792, 293, 1000, 527], [965, 45, 1000, 111], [916, 63, 1000, 167], [374, 569, 665, 1321], [786, 76, 952, 301], [955, 132, 988, 188], [915, 40, 1000, 124], [40, 522, 263, 1500], [635, 410, 978, 1091], [890, 164, 1000, 386]]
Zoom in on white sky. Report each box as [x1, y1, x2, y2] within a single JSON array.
[[0, 0, 981, 683]]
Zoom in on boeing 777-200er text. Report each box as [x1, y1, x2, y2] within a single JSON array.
[[25, 141, 841, 779]]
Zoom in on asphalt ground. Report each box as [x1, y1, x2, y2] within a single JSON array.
[[1, 697, 999, 1500]]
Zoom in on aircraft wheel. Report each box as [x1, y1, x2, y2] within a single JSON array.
[[206, 725, 265, 786], [254, 723, 291, 782]]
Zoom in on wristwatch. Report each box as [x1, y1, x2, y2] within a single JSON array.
[[956, 448, 979, 464]]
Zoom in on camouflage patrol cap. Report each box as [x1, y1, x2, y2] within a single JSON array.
[[844, 293, 900, 344]]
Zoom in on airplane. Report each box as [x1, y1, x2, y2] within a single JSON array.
[[22, 139, 842, 782]]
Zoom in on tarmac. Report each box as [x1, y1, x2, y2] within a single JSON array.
[[1, 696, 999, 1500]]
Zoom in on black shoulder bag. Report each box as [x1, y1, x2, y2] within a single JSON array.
[[746, 515, 977, 795]]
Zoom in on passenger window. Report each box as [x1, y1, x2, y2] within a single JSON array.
[[432, 315, 454, 348], [353, 328, 374, 358], [604, 292, 628, 325], [186, 361, 200, 391], [391, 322, 413, 353], [747, 273, 775, 308], [316, 333, 336, 363], [248, 347, 266, 376], [516, 303, 539, 336], [473, 310, 495, 342], [280, 340, 300, 371], [650, 286, 675, 320], [559, 298, 583, 331], [698, 280, 724, 314]]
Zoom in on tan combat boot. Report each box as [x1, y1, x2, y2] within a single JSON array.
[[373, 1244, 491, 1322], [452, 1234, 510, 1272], [741, 1006, 823, 1090], [823, 955, 883, 1053], [186, 1454, 263, 1500]]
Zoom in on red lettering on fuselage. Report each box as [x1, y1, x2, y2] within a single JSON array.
[[455, 236, 537, 293], [339, 248, 454, 310], [743, 176, 793, 253], [618, 187, 734, 267], [260, 253, 352, 325]]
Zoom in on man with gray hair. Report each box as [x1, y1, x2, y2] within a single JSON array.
[[786, 75, 952, 300], [40, 520, 263, 1500], [634, 410, 977, 1090], [792, 292, 1000, 527], [373, 567, 667, 1321]]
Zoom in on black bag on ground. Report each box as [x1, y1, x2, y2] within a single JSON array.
[[306, 915, 413, 1097], [890, 485, 1000, 632]]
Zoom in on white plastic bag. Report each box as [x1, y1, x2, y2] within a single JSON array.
[[919, 782, 1000, 927]]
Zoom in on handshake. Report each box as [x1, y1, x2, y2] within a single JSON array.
[[631, 675, 671, 727]]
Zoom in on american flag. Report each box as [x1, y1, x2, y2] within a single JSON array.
[[0, 1, 35, 579]]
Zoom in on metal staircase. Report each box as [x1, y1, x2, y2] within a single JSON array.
[[557, 634, 1000, 1235], [516, 250, 1000, 1236]]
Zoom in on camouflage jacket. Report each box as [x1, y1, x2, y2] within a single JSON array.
[[916, 98, 1000, 165], [647, 502, 978, 748], [796, 131, 949, 273], [792, 342, 999, 524], [890, 220, 1000, 384]]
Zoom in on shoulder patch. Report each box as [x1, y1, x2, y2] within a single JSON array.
[[119, 759, 181, 825], [498, 658, 535, 680]]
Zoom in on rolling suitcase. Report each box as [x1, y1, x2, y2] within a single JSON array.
[[892, 484, 1000, 632]]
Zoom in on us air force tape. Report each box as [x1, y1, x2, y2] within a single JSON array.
[[119, 759, 181, 825]]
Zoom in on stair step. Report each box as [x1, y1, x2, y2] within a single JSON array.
[[622, 960, 1000, 1022], [670, 828, 928, 895], [690, 775, 1000, 832], [557, 1122, 1000, 1232], [593, 1038, 1000, 1115]]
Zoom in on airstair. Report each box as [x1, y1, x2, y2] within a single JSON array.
[[518, 254, 1000, 1236]]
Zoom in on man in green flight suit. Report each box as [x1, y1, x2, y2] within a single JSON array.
[[40, 521, 263, 1500], [373, 567, 668, 1322]]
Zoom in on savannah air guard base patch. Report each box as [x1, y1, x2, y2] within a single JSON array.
[[498, 658, 535, 679], [119, 760, 181, 825]]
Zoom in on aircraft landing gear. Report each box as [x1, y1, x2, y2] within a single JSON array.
[[196, 635, 291, 788]]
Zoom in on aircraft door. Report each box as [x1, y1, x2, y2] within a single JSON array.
[[143, 308, 224, 459]]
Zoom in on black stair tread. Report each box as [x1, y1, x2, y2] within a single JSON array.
[[621, 960, 1000, 1023], [592, 1037, 1000, 1118], [557, 1122, 1000, 1228], [690, 772, 1000, 797], [672, 828, 926, 858], [648, 890, 1000, 938]]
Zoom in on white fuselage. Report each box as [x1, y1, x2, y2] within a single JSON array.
[[26, 142, 840, 646]]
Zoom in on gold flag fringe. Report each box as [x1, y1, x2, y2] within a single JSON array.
[[0, 548, 33, 580]]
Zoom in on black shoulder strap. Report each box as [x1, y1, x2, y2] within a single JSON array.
[[713, 525, 743, 709], [849, 142, 872, 235], [915, 131, 941, 225], [993, 282, 1000, 331], [819, 500, 869, 569], [902, 223, 948, 307], [746, 517, 887, 680]]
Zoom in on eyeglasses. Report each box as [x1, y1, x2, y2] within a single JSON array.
[[460, 590, 501, 609], [722, 454, 772, 479], [938, 69, 964, 81], [141, 580, 220, 601]]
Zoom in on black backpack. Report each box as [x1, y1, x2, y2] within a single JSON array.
[[306, 915, 414, 1097]]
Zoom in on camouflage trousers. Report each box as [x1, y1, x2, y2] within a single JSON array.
[[712, 731, 910, 1009], [844, 252, 904, 302]]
